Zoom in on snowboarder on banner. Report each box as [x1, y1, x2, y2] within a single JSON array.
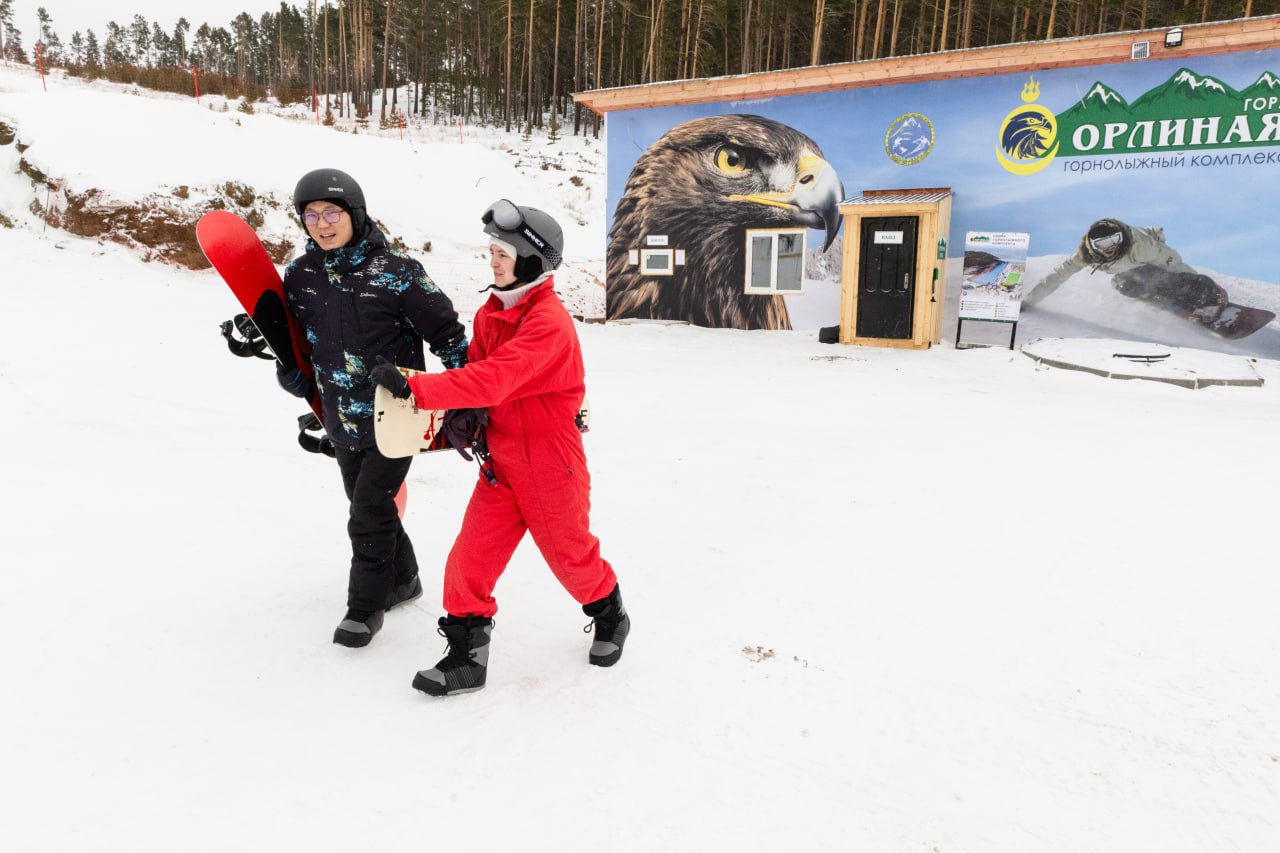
[[370, 200, 630, 696], [1023, 217, 1234, 324], [280, 168, 469, 649]]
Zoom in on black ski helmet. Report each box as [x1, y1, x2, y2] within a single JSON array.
[[293, 168, 368, 236], [481, 200, 564, 284]]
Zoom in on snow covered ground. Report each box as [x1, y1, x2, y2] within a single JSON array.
[[3, 62, 1279, 852]]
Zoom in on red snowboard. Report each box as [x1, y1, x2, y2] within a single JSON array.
[[197, 210, 321, 419]]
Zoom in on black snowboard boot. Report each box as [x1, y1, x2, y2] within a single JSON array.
[[333, 609, 384, 648], [583, 584, 630, 667], [383, 574, 423, 611], [412, 615, 493, 696]]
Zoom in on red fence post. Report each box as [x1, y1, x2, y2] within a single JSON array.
[[193, 66, 200, 104], [35, 43, 47, 91]]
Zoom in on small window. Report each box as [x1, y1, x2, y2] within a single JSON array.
[[640, 249, 674, 275], [744, 229, 806, 295]]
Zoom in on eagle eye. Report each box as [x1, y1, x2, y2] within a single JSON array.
[[714, 146, 749, 175]]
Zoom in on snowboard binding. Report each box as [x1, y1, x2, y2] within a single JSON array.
[[220, 313, 274, 360], [297, 412, 335, 457]]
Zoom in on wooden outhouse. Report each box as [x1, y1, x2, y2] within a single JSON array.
[[839, 189, 952, 349]]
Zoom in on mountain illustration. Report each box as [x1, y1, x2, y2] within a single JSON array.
[[1241, 70, 1280, 99], [1128, 67, 1241, 116], [1056, 81, 1131, 124], [1052, 67, 1277, 156]]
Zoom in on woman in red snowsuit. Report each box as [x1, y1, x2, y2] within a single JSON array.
[[371, 200, 629, 697]]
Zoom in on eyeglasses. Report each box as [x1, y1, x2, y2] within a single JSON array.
[[482, 199, 562, 268], [1089, 232, 1123, 252], [303, 209, 345, 226]]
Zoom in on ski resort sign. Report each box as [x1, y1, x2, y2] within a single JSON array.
[[997, 68, 1280, 175]]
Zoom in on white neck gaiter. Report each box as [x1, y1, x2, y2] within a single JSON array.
[[493, 272, 552, 309]]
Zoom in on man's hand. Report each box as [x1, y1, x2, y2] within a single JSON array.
[[370, 356, 411, 399], [276, 362, 315, 398]]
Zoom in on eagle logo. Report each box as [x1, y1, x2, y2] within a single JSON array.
[[995, 77, 1059, 175], [606, 115, 844, 331]]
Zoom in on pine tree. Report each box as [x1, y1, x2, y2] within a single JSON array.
[[84, 29, 101, 73], [37, 7, 63, 65], [0, 0, 28, 63]]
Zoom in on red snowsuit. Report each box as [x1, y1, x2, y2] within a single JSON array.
[[405, 276, 616, 618]]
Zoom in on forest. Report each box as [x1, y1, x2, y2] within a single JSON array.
[[1, 0, 1276, 136]]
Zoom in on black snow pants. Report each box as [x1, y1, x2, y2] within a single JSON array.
[[333, 445, 418, 613], [1111, 264, 1228, 312]]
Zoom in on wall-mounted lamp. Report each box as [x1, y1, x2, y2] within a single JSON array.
[[1165, 28, 1184, 48]]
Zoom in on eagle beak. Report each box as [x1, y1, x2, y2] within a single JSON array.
[[729, 152, 844, 251]]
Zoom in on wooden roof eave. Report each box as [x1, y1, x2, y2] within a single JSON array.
[[573, 16, 1280, 116]]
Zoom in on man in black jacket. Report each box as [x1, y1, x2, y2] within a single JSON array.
[[280, 168, 468, 648]]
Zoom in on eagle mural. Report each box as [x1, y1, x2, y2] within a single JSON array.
[[606, 114, 844, 331]]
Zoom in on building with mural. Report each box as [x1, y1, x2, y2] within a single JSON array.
[[576, 17, 1280, 359]]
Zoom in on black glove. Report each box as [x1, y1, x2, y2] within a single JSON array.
[[369, 355, 411, 399], [442, 407, 488, 461], [276, 361, 314, 398]]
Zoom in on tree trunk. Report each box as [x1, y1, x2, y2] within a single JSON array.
[[872, 0, 886, 58], [889, 0, 901, 57], [573, 0, 583, 133], [856, 0, 871, 58], [552, 0, 561, 121], [691, 0, 704, 77], [380, 0, 392, 122], [505, 0, 512, 132], [524, 0, 534, 130], [810, 0, 825, 66], [593, 0, 604, 135]]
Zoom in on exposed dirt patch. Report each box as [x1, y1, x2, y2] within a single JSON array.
[[47, 189, 293, 268], [222, 181, 256, 208], [19, 158, 47, 184], [0, 121, 15, 145]]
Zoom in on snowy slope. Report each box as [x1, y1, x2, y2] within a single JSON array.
[[2, 61, 1279, 853]]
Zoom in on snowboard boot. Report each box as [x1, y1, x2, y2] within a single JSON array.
[[333, 609, 384, 648], [412, 615, 493, 696], [383, 574, 423, 611], [582, 584, 630, 667]]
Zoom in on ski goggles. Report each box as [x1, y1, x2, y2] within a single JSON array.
[[482, 199, 562, 268], [1089, 232, 1123, 253], [302, 208, 345, 226]]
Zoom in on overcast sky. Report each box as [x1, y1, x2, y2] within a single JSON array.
[[16, 1, 285, 45]]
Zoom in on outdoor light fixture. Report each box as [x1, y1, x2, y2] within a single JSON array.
[[1165, 28, 1184, 48]]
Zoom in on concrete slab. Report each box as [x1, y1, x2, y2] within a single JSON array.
[[1021, 337, 1263, 389]]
